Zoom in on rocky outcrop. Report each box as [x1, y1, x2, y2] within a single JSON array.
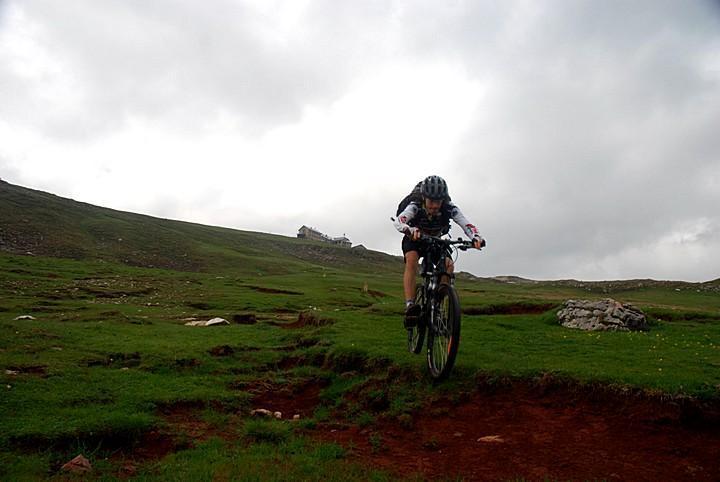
[[557, 299, 648, 331]]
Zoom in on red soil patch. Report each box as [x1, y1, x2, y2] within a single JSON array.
[[125, 428, 180, 462], [158, 403, 239, 442], [208, 344, 235, 357], [117, 403, 239, 464], [249, 379, 326, 419], [317, 383, 720, 481], [358, 287, 389, 298], [273, 311, 334, 329], [109, 382, 324, 477]]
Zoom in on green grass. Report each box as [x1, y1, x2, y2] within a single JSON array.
[[1, 251, 719, 478], [134, 437, 389, 481], [323, 307, 720, 397], [1, 179, 719, 478]]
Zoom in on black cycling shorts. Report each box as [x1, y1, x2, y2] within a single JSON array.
[[401, 236, 426, 260]]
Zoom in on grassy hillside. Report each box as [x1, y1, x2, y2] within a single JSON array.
[[0, 179, 401, 275]]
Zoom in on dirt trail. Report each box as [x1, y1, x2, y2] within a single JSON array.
[[127, 377, 719, 481], [318, 384, 720, 481]]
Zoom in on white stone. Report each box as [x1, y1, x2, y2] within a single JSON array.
[[477, 435, 505, 443], [205, 317, 229, 326], [251, 408, 273, 417], [184, 317, 230, 327]]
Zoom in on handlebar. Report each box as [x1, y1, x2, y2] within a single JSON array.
[[390, 218, 486, 251], [419, 234, 485, 251]]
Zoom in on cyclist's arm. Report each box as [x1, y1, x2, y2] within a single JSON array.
[[393, 203, 419, 236], [449, 203, 482, 241]]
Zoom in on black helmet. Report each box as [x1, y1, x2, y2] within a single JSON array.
[[421, 175, 448, 200]]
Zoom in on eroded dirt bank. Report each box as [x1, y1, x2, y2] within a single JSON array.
[[315, 380, 720, 481], [119, 343, 720, 481]]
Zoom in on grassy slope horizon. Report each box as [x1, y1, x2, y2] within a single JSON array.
[[0, 179, 406, 277], [3, 178, 718, 284]]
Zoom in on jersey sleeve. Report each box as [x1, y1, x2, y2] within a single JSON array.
[[448, 203, 481, 240], [393, 203, 419, 234]]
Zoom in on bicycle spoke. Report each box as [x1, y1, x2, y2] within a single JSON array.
[[434, 336, 447, 368]]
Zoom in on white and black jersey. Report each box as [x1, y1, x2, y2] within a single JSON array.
[[393, 201, 480, 240]]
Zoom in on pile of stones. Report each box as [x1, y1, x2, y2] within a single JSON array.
[[556, 299, 649, 332]]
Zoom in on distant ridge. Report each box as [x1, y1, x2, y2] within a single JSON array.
[[456, 271, 719, 291], [0, 180, 401, 274], [489, 275, 538, 284], [542, 278, 720, 292]]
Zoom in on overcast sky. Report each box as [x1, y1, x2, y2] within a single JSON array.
[[1, 1, 719, 282]]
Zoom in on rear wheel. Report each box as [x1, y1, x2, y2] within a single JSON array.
[[407, 285, 426, 354], [426, 284, 461, 380]]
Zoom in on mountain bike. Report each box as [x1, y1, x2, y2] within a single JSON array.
[[407, 234, 484, 381]]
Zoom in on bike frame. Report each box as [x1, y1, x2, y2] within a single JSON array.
[[417, 238, 456, 333], [420, 238, 472, 314], [406, 233, 482, 380]]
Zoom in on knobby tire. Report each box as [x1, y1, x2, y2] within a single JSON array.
[[426, 284, 461, 381]]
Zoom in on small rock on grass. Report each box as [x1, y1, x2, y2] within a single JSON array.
[[61, 454, 92, 474], [251, 409, 283, 419], [477, 435, 505, 443], [184, 317, 229, 327], [251, 408, 273, 418]]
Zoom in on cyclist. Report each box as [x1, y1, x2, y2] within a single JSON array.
[[393, 175, 484, 328]]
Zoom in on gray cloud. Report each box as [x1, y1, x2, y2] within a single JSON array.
[[2, 1, 719, 281], [1, 0, 402, 139], [0, 156, 22, 184], [421, 1, 720, 280]]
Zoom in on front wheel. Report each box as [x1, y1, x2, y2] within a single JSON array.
[[407, 285, 426, 354], [426, 284, 461, 381]]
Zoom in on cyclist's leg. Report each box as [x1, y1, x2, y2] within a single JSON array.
[[403, 250, 419, 301], [402, 250, 422, 328], [401, 236, 422, 302]]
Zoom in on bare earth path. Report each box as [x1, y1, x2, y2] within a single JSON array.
[[141, 377, 719, 481], [313, 382, 720, 481]]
